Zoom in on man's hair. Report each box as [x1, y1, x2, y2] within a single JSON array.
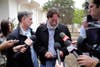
[[17, 11, 32, 22], [47, 8, 60, 19], [92, 0, 100, 8]]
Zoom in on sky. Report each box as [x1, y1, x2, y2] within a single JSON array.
[[34, 0, 85, 9], [34, 0, 49, 6], [73, 0, 85, 9]]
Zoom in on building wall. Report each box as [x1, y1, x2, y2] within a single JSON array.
[[8, 0, 18, 20], [0, 0, 46, 31], [31, 7, 47, 32], [0, 0, 9, 21]]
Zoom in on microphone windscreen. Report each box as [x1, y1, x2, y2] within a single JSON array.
[[54, 42, 61, 49], [77, 36, 85, 45], [60, 32, 69, 41], [60, 32, 65, 38]]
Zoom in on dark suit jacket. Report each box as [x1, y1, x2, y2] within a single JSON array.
[[6, 26, 35, 67], [34, 23, 71, 65]]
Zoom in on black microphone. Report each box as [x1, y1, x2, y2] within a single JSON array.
[[54, 42, 61, 64], [13, 35, 36, 58], [30, 35, 36, 41], [77, 36, 85, 45], [60, 32, 82, 58]]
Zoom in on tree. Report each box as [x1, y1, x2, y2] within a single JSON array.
[[43, 0, 74, 24], [72, 9, 84, 24]]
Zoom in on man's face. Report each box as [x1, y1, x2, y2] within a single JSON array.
[[9, 23, 13, 32], [48, 14, 59, 27], [22, 15, 33, 27], [89, 0, 100, 19]]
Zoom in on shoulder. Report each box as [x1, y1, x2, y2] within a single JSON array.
[[10, 28, 18, 35], [30, 28, 35, 35], [36, 24, 47, 31], [7, 28, 19, 39], [58, 23, 69, 30]]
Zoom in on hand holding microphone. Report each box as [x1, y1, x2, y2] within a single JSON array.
[[13, 38, 33, 53], [60, 32, 82, 58], [60, 32, 85, 67], [13, 36, 35, 58], [13, 45, 27, 53], [55, 60, 64, 67]]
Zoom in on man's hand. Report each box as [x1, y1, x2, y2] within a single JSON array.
[[45, 51, 53, 59], [60, 51, 64, 57], [55, 60, 63, 67], [13, 45, 27, 53], [77, 55, 99, 67]]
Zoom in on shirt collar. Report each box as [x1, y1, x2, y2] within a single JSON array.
[[20, 25, 31, 36], [47, 21, 59, 30]]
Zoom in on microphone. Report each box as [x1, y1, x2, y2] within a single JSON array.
[[60, 32, 71, 46], [77, 36, 85, 46], [60, 32, 82, 58], [30, 35, 36, 41], [54, 42, 61, 64], [24, 35, 36, 48], [13, 35, 36, 58]]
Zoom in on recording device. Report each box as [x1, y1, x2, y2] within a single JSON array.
[[85, 22, 100, 54], [54, 42, 61, 64], [88, 22, 100, 29], [60, 32, 82, 58], [13, 35, 36, 58], [86, 15, 99, 29]]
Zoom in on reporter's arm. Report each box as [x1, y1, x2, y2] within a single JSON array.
[[13, 45, 27, 53], [0, 40, 19, 51]]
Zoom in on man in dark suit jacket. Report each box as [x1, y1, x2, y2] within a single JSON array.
[[34, 8, 71, 67], [6, 11, 38, 67], [77, 0, 100, 67]]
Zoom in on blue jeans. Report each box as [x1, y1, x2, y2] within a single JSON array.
[[40, 60, 56, 67], [40, 64, 45, 67]]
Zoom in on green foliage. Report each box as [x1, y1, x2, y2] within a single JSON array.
[[43, 0, 74, 24], [72, 9, 84, 24]]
